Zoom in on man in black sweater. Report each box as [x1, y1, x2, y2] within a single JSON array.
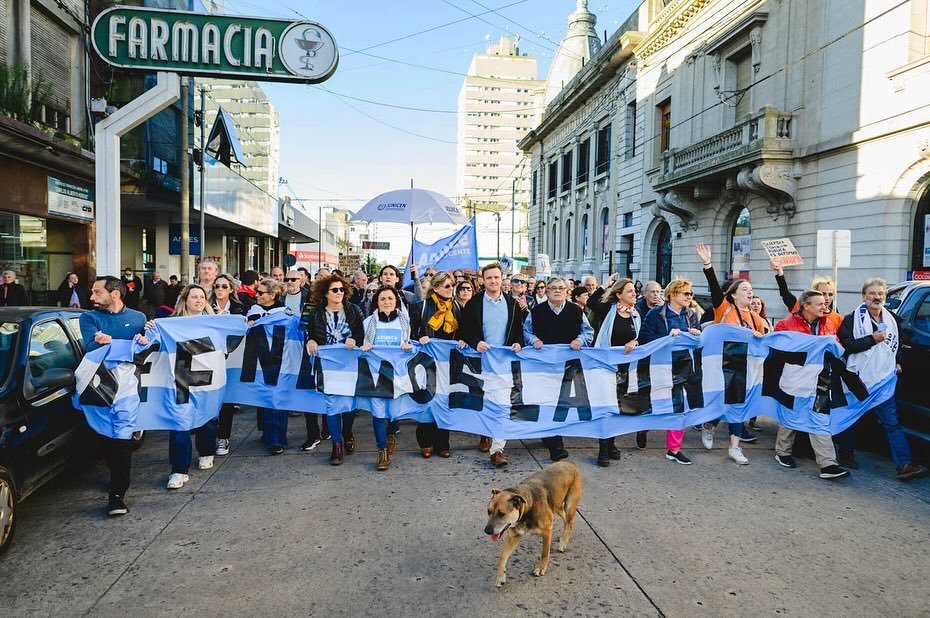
[[522, 276, 595, 461]]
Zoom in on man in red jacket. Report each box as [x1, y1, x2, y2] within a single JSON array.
[[772, 290, 849, 479]]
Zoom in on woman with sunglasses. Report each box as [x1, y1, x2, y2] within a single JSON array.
[[246, 278, 292, 455], [305, 274, 365, 465], [410, 272, 461, 459], [360, 286, 412, 471], [137, 285, 218, 489], [454, 280, 474, 311], [210, 274, 246, 456], [589, 277, 641, 466], [636, 277, 703, 465], [531, 280, 548, 309]]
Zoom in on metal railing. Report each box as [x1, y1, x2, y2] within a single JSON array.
[[661, 107, 793, 177]]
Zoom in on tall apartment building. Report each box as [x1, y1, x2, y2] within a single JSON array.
[[197, 79, 281, 197], [456, 33, 544, 264]]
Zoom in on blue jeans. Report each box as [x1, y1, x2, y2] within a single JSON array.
[[261, 408, 289, 449], [708, 419, 745, 437], [327, 411, 357, 444], [169, 418, 218, 473], [839, 396, 911, 468], [373, 417, 388, 449]]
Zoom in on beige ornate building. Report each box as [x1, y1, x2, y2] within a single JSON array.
[[523, 0, 930, 314]]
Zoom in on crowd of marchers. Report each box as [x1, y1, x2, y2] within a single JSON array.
[[64, 246, 927, 518]]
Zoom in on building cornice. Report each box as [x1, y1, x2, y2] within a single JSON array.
[[519, 30, 641, 151], [633, 0, 712, 61]]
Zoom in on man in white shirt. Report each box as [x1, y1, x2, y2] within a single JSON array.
[[284, 269, 308, 313]]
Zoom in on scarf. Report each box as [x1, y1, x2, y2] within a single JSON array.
[[847, 303, 899, 386], [364, 311, 410, 345], [426, 293, 458, 335], [594, 303, 640, 349]]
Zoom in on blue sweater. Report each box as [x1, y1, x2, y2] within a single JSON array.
[[639, 304, 701, 344], [79, 307, 147, 352]]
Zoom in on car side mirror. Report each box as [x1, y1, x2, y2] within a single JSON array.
[[31, 368, 76, 391]]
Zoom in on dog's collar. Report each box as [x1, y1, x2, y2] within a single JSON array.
[[516, 499, 526, 522]]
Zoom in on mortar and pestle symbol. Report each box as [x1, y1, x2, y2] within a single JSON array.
[[296, 27, 324, 71]]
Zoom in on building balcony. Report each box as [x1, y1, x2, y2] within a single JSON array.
[[652, 106, 797, 230]]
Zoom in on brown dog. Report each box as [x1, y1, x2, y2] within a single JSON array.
[[484, 461, 584, 587]]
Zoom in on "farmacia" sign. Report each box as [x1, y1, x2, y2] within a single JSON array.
[[91, 7, 338, 83]]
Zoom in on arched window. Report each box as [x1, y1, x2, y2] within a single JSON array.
[[565, 219, 572, 257], [551, 223, 558, 258], [913, 189, 930, 271], [601, 208, 610, 257], [581, 214, 590, 257], [730, 207, 751, 277], [655, 222, 672, 287]]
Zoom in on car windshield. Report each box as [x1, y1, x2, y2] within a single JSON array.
[[885, 285, 907, 311], [0, 322, 20, 384]]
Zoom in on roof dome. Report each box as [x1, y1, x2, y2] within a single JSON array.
[[543, 0, 601, 105]]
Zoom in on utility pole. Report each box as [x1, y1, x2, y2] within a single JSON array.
[[199, 85, 206, 265], [494, 212, 501, 260], [179, 79, 190, 283], [510, 179, 516, 259]]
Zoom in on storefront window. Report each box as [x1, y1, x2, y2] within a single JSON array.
[[730, 207, 752, 278], [0, 212, 47, 304]]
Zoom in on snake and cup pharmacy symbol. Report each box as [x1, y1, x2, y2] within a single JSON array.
[[279, 22, 337, 79]]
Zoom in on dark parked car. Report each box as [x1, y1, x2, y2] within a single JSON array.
[[886, 281, 930, 444], [0, 308, 94, 554]]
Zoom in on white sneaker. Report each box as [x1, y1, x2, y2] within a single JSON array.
[[198, 455, 214, 470], [167, 473, 189, 489], [728, 446, 749, 465], [216, 439, 230, 456], [701, 425, 714, 450]]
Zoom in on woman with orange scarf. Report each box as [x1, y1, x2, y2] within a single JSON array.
[[410, 272, 462, 458]]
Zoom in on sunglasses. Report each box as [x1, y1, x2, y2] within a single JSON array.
[[679, 291, 694, 297], [440, 283, 454, 289], [213, 284, 231, 289], [285, 277, 300, 282], [328, 287, 345, 294], [459, 287, 473, 292], [257, 289, 271, 295]]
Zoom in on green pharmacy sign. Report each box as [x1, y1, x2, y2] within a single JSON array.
[[91, 7, 338, 83]]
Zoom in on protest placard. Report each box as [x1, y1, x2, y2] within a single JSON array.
[[761, 238, 804, 266]]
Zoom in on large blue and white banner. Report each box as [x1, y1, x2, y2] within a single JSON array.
[[74, 316, 896, 440], [403, 218, 479, 286]]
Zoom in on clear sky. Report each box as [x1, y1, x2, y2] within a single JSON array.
[[221, 0, 639, 262]]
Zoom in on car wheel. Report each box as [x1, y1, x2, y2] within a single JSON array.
[[130, 430, 145, 451], [0, 466, 17, 556]]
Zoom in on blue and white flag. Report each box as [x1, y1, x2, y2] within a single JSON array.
[[74, 318, 896, 440], [403, 218, 479, 286]]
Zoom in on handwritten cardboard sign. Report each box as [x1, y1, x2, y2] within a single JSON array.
[[761, 238, 803, 267]]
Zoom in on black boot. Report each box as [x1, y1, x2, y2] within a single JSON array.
[[597, 440, 610, 467], [607, 437, 622, 460]]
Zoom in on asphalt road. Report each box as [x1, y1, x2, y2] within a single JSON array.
[[3, 411, 929, 617]]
